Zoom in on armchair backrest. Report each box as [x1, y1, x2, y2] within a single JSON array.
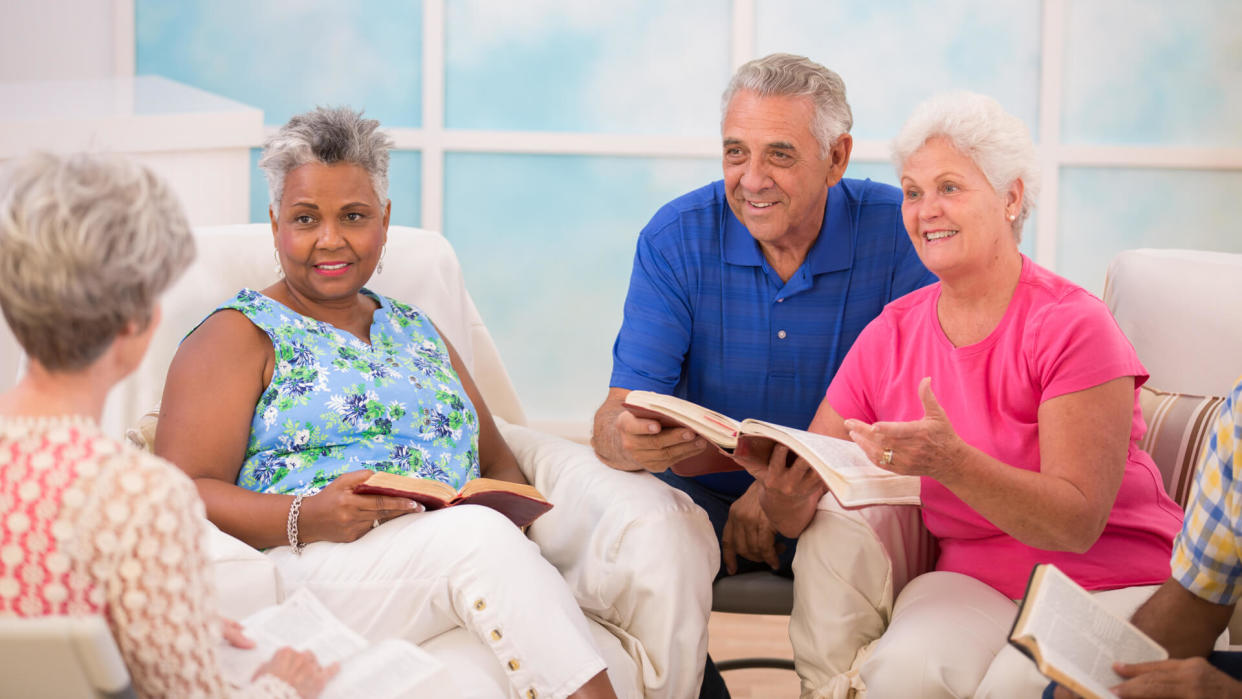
[[101, 224, 526, 439], [1104, 248, 1242, 397], [1104, 248, 1242, 507], [0, 615, 133, 698]]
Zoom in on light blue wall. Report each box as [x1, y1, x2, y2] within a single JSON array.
[[136, 0, 1241, 424]]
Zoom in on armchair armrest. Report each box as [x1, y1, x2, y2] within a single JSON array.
[[201, 519, 284, 620], [498, 420, 718, 699]]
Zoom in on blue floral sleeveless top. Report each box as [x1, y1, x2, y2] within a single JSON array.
[[216, 288, 481, 496]]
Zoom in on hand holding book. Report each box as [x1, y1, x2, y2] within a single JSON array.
[[624, 391, 921, 507]]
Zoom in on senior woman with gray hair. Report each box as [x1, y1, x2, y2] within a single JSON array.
[[743, 93, 1182, 697], [0, 152, 334, 697], [156, 107, 616, 699]]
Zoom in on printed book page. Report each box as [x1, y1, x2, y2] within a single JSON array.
[[1012, 565, 1166, 699], [741, 420, 922, 506], [219, 588, 447, 699]]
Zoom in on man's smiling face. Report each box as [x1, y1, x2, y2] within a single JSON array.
[[721, 90, 842, 247]]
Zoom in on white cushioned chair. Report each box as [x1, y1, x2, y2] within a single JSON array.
[[113, 224, 719, 698], [0, 615, 133, 698]]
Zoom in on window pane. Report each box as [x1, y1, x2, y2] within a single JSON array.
[[136, 0, 423, 127], [445, 0, 731, 134], [757, 0, 1041, 141], [1064, 0, 1242, 146], [1057, 168, 1242, 294], [444, 154, 719, 422]]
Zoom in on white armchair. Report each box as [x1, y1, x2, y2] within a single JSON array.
[[113, 224, 719, 698]]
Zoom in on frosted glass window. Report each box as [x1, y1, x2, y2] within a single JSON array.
[[443, 154, 719, 421], [1057, 168, 1242, 294], [136, 0, 423, 127], [445, 0, 730, 134], [1064, 0, 1242, 146], [756, 0, 1041, 141], [249, 149, 422, 227]]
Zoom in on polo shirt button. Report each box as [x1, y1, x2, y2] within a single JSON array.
[[777, 298, 784, 303], [777, 330, 787, 339]]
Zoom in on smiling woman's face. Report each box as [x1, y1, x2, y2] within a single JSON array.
[[899, 136, 1019, 280], [271, 161, 389, 306]]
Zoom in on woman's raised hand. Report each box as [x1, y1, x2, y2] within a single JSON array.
[[299, 470, 424, 544], [843, 377, 966, 480], [253, 647, 339, 698]]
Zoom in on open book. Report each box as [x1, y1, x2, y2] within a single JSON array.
[[623, 390, 921, 506], [1009, 563, 1168, 699], [219, 588, 451, 699], [354, 472, 552, 528]]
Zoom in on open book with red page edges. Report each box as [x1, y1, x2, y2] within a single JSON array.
[[624, 390, 921, 506], [354, 472, 552, 528]]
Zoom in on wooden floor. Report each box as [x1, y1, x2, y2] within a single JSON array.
[[708, 611, 800, 698]]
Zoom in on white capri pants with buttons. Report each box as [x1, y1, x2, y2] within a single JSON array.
[[268, 505, 607, 699], [859, 571, 1158, 698]]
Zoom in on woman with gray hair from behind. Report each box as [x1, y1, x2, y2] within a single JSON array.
[[156, 107, 617, 699], [0, 152, 336, 697], [740, 92, 1183, 697]]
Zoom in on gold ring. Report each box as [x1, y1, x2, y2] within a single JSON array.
[[880, 449, 894, 465]]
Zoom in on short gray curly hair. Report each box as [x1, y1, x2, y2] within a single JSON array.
[[0, 152, 195, 371], [892, 92, 1040, 241], [722, 53, 853, 158], [258, 106, 394, 208]]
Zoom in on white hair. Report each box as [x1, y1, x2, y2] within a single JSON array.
[[721, 53, 853, 157], [892, 91, 1040, 241], [258, 106, 394, 207], [0, 152, 195, 370]]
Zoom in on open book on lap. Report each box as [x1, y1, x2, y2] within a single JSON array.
[[623, 390, 921, 506], [219, 588, 451, 699], [1009, 563, 1167, 699], [354, 472, 552, 528]]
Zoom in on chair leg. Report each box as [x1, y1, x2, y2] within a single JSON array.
[[715, 657, 796, 672]]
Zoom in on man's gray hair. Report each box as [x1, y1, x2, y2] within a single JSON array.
[[892, 92, 1040, 242], [721, 53, 854, 157], [258, 106, 394, 207], [0, 152, 195, 371]]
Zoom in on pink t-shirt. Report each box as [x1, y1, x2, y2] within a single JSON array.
[[825, 256, 1182, 599]]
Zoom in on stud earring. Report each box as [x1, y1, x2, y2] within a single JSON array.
[[273, 249, 283, 277], [377, 245, 387, 275], [1008, 213, 1017, 222]]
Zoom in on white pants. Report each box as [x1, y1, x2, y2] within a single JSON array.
[[790, 495, 1159, 698], [791, 496, 928, 698], [268, 505, 607, 699], [860, 572, 1157, 698]]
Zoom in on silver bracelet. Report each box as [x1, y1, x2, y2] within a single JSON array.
[[287, 493, 306, 555]]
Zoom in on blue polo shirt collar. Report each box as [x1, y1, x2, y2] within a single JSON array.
[[721, 181, 855, 275]]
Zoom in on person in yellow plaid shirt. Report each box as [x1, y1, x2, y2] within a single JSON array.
[[1052, 376, 1242, 698]]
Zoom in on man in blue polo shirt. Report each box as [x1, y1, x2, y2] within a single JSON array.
[[591, 53, 934, 697]]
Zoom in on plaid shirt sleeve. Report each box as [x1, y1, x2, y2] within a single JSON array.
[[1171, 377, 1242, 604]]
